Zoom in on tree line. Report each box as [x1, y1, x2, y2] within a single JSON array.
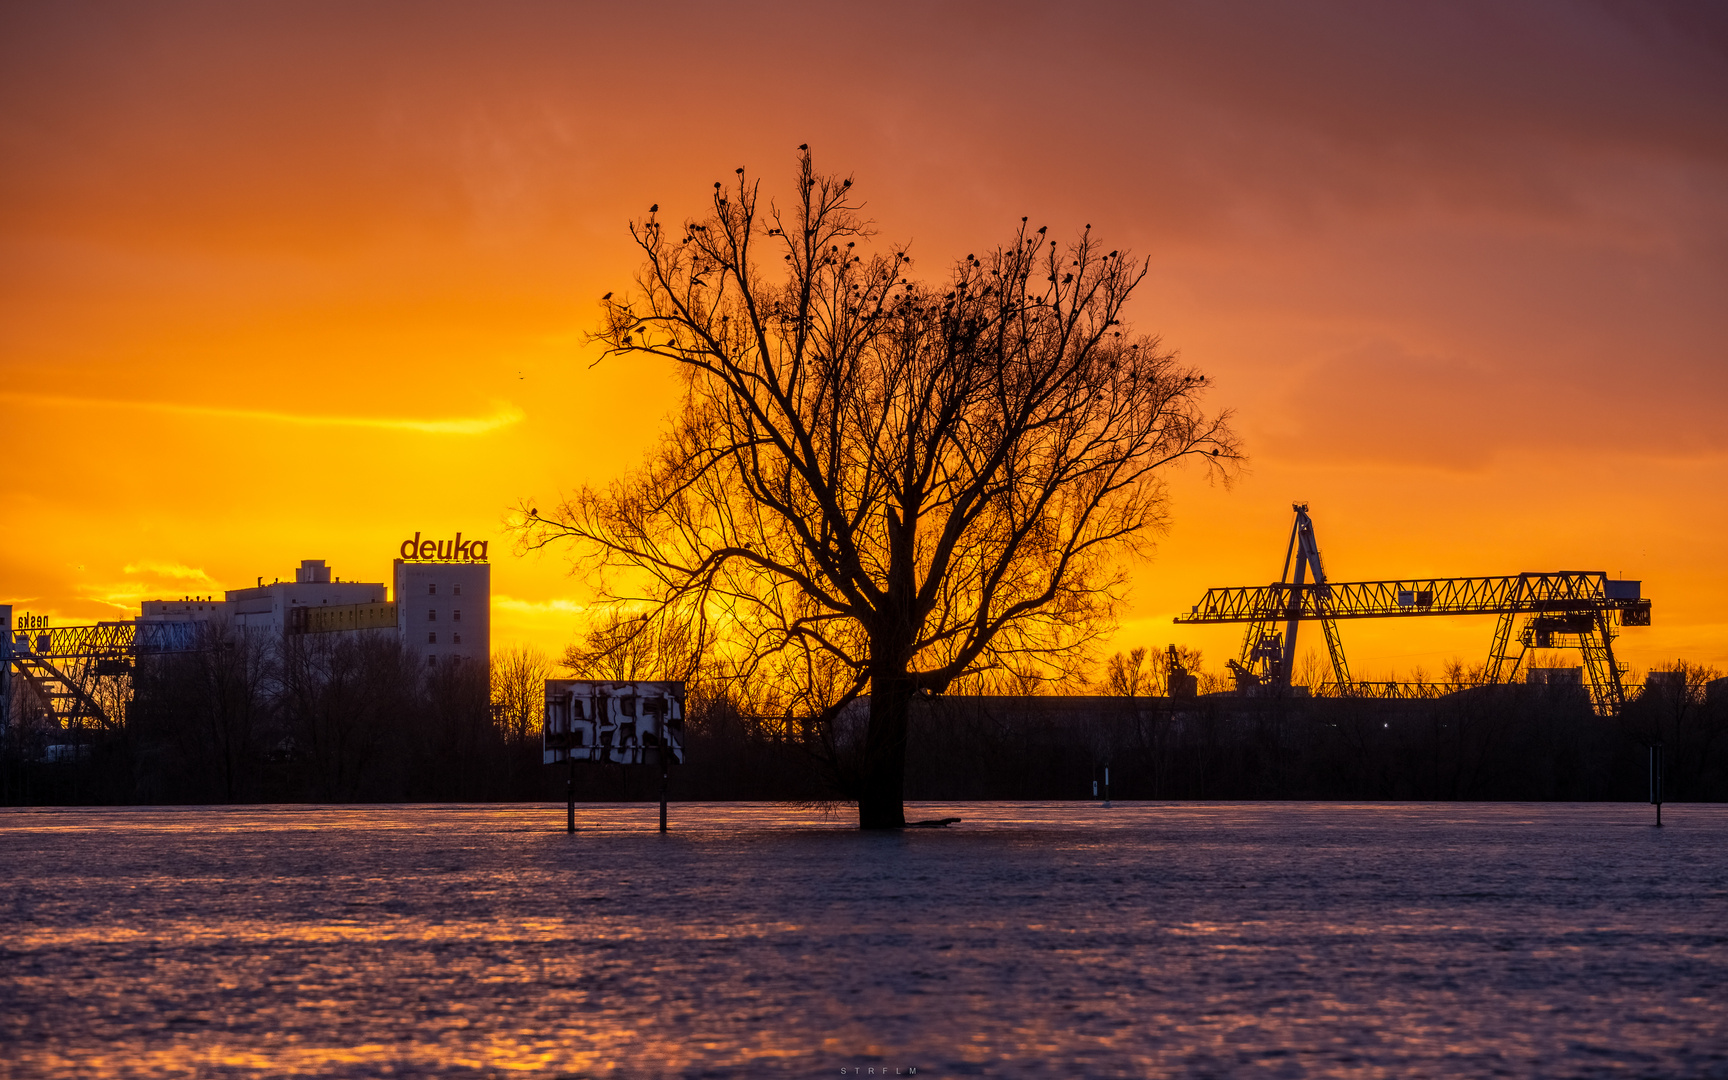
[[1, 628, 530, 805], [2, 623, 1721, 804]]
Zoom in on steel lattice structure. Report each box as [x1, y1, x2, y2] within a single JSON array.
[[1174, 506, 1651, 716], [1178, 571, 1649, 625], [5, 621, 200, 732], [1312, 680, 1473, 701]]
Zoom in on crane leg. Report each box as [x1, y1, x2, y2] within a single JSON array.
[[1320, 616, 1351, 691], [1578, 610, 1625, 717], [1485, 610, 1518, 684]]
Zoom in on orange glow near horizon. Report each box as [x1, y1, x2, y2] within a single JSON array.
[[3, 2, 1725, 681]]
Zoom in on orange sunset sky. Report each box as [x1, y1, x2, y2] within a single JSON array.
[[3, 1, 1725, 681]]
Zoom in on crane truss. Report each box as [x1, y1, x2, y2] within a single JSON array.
[[5, 621, 200, 732], [1179, 571, 1649, 626]]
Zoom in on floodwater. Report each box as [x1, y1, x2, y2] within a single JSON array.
[[2, 803, 1724, 1079]]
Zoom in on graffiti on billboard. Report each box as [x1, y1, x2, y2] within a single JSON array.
[[542, 680, 685, 766]]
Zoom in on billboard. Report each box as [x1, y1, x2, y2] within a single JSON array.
[[543, 680, 685, 766]]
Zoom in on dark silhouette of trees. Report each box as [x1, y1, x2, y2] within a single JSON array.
[[182, 625, 274, 802], [412, 656, 496, 799], [279, 633, 419, 800], [130, 624, 274, 802], [517, 151, 1237, 827], [9, 631, 1728, 805], [1622, 661, 1728, 800]]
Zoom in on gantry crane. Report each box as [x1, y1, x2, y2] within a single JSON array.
[[1174, 504, 1651, 716]]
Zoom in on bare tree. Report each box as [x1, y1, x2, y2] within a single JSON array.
[[1290, 647, 1326, 693], [1104, 643, 1205, 697], [491, 645, 556, 744], [1442, 656, 1487, 686], [517, 152, 1237, 827], [561, 607, 699, 685], [1105, 647, 1152, 697]]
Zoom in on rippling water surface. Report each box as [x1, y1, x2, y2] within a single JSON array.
[[2, 801, 1724, 1078]]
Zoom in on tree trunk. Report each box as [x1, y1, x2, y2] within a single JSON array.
[[858, 673, 914, 829]]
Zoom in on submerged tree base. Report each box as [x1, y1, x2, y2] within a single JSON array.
[[857, 801, 907, 830]]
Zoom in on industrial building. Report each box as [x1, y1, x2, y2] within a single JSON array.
[[2, 535, 492, 745], [135, 544, 490, 667], [139, 560, 388, 634]]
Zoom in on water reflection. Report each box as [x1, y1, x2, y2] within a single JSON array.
[[3, 802, 1724, 1077]]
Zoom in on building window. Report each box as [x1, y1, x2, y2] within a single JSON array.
[[428, 632, 437, 644], [428, 584, 436, 595], [453, 633, 462, 645], [428, 610, 437, 621], [427, 655, 436, 667], [453, 584, 461, 596], [453, 610, 461, 622]]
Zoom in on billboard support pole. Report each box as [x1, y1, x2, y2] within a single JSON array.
[[1650, 743, 1664, 828], [566, 755, 575, 834]]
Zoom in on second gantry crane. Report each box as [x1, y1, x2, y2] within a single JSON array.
[[1174, 504, 1652, 716]]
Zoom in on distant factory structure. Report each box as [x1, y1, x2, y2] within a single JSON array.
[[135, 532, 491, 667], [1, 531, 492, 742]]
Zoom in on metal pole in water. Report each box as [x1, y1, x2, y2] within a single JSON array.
[[659, 760, 669, 833], [566, 755, 576, 834], [1650, 743, 1664, 827]]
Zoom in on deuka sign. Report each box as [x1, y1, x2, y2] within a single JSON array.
[[398, 532, 489, 563]]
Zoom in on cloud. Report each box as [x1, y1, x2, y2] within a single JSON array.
[[0, 392, 524, 435], [490, 595, 590, 650], [75, 560, 226, 613], [492, 595, 586, 616], [74, 585, 156, 613], [121, 560, 221, 586]]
